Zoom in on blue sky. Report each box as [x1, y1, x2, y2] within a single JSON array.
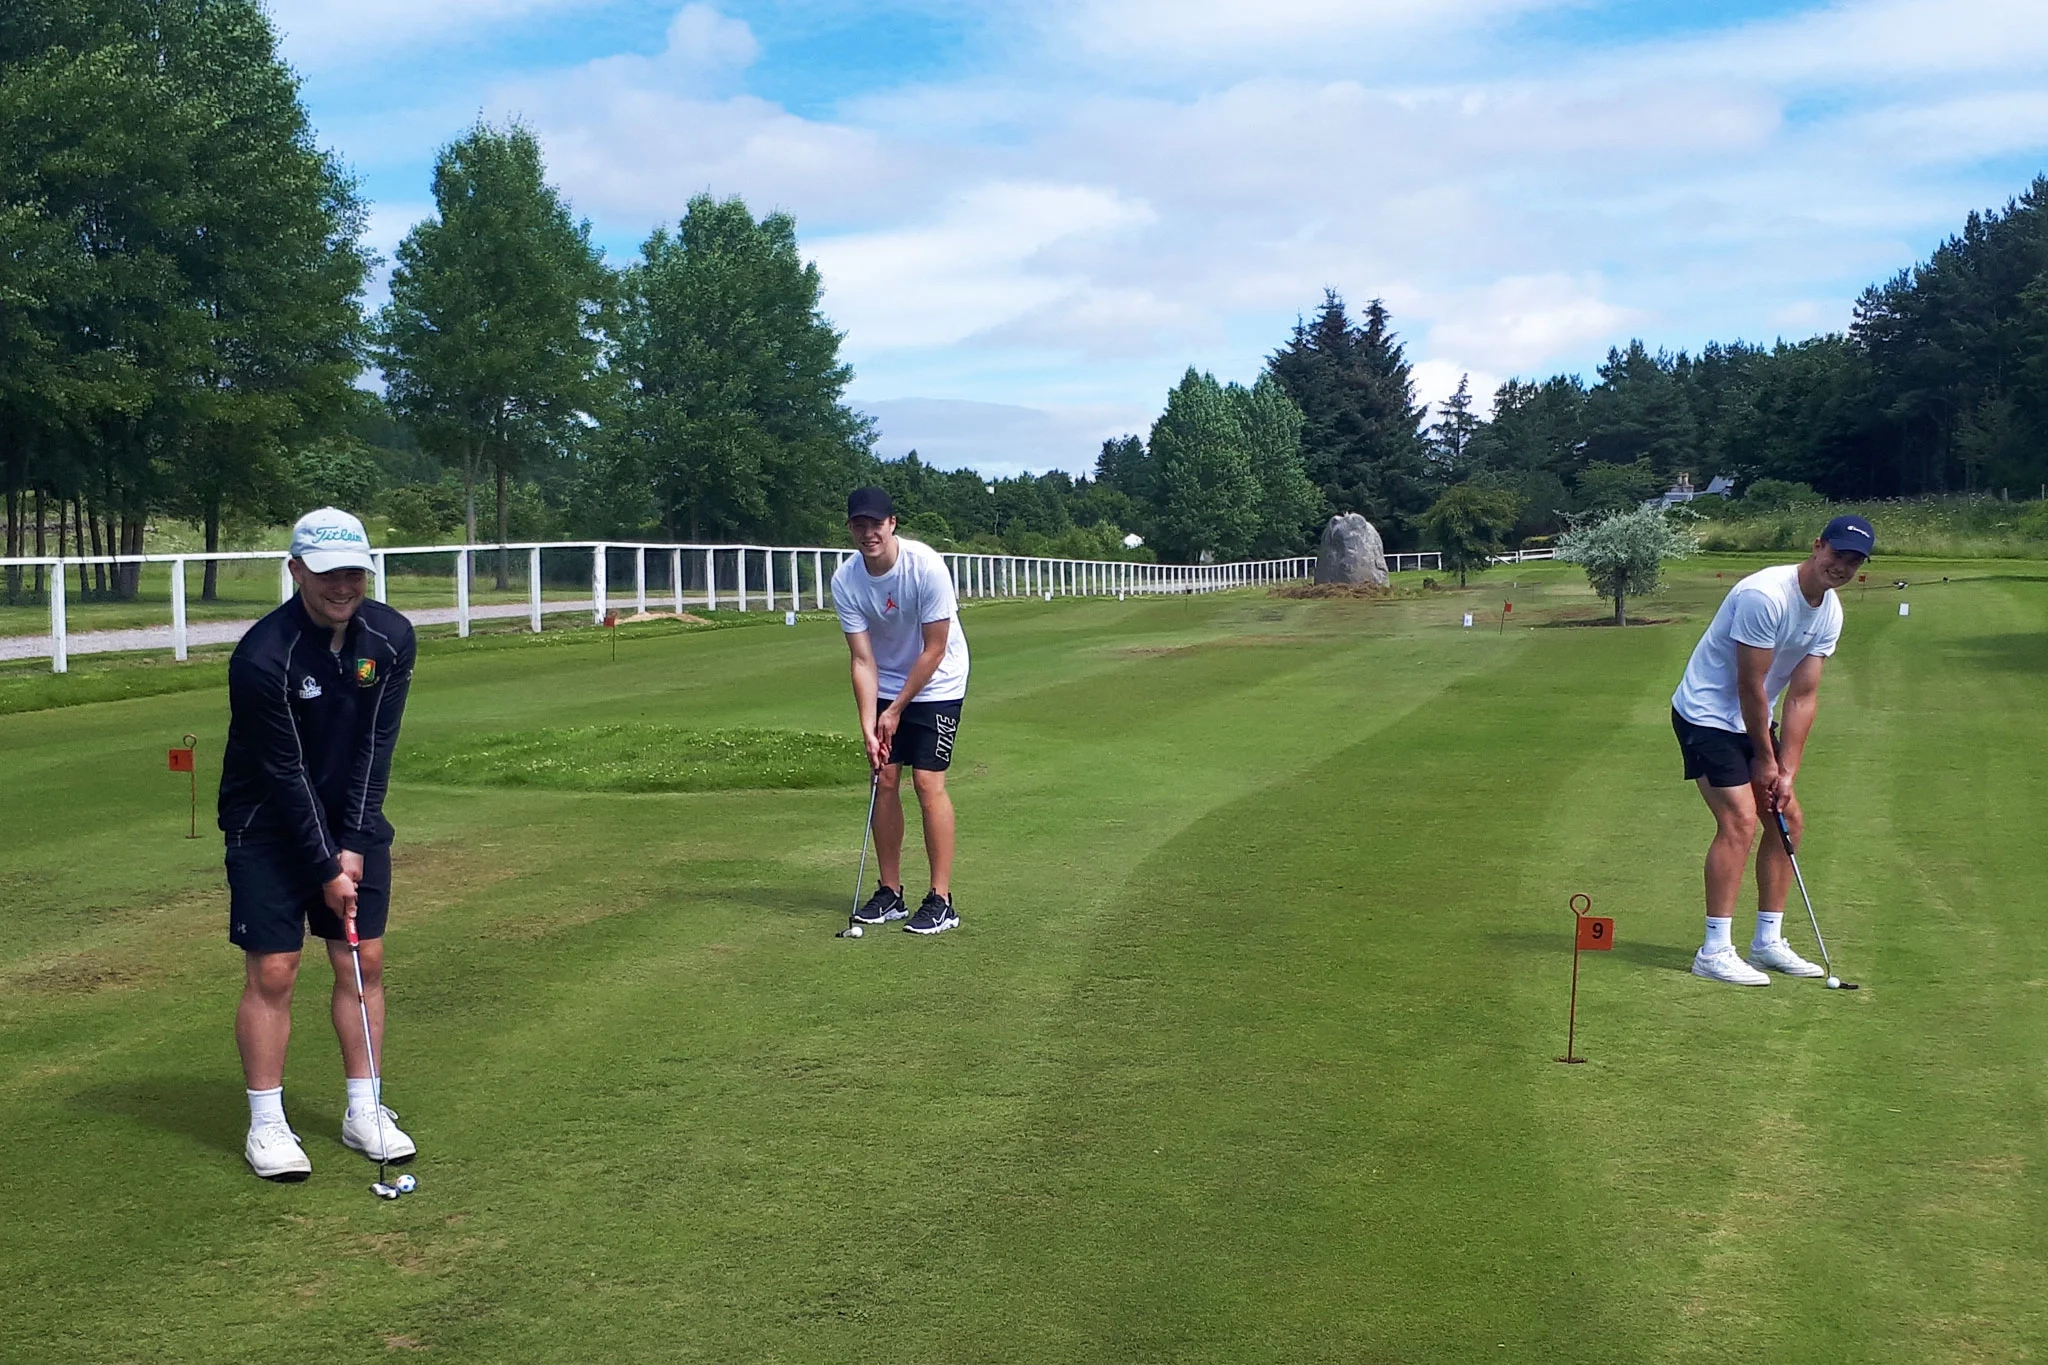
[[268, 0, 2048, 476]]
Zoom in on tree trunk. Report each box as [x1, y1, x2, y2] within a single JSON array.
[[202, 499, 221, 601], [462, 440, 478, 592], [495, 464, 509, 590], [32, 487, 45, 597], [76, 498, 92, 598], [1613, 591, 1625, 626], [5, 486, 18, 600], [84, 495, 103, 597], [128, 516, 145, 597]]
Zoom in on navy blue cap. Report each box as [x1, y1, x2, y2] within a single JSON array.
[[1820, 514, 1874, 557], [846, 486, 895, 522]]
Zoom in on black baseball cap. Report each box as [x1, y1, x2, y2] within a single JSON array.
[[1820, 514, 1875, 557], [847, 487, 895, 522]]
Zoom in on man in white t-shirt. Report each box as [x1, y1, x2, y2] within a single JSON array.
[[1670, 514, 1874, 985], [833, 487, 970, 935]]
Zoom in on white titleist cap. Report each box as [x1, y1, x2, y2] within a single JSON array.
[[290, 507, 375, 574]]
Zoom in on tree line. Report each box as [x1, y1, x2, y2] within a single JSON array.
[[7, 1, 2047, 607]]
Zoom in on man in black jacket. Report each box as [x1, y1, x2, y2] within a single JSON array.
[[221, 508, 417, 1180]]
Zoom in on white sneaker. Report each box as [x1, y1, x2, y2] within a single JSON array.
[[1692, 945, 1770, 986], [342, 1105, 417, 1162], [246, 1122, 313, 1181], [1748, 938, 1826, 977]]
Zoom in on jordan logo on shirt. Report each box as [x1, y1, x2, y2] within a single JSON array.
[[884, 595, 898, 614]]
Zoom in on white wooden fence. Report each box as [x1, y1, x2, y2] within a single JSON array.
[[0, 540, 1324, 673]]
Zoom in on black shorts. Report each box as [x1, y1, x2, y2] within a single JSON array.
[[878, 697, 963, 772], [1672, 709, 1777, 789], [226, 838, 391, 954]]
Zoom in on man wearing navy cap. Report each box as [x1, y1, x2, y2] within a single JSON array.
[[833, 486, 969, 934], [1670, 514, 1873, 984], [220, 508, 418, 1177]]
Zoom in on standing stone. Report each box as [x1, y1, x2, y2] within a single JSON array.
[[1315, 513, 1389, 587]]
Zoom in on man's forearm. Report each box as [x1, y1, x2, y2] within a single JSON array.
[[851, 659, 880, 729], [1777, 693, 1818, 775], [1738, 685, 1778, 766]]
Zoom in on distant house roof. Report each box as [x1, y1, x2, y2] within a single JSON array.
[[1648, 473, 1736, 509]]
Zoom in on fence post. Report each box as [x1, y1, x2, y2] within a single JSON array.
[[704, 548, 716, 611], [279, 556, 293, 603], [766, 548, 778, 612], [373, 551, 388, 603], [635, 547, 647, 616], [738, 549, 749, 612], [592, 544, 607, 623], [529, 547, 543, 633], [50, 558, 67, 674], [671, 549, 684, 615], [171, 558, 188, 661], [456, 547, 471, 638]]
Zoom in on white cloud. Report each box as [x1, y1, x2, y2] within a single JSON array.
[[303, 0, 2048, 455], [484, 7, 898, 227], [861, 397, 1153, 477], [264, 0, 586, 72], [810, 182, 1161, 352], [1058, 0, 1564, 63]]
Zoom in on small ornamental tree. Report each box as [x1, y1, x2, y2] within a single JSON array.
[[1421, 481, 1522, 586], [1557, 505, 1697, 624]]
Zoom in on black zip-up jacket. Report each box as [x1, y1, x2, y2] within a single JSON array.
[[218, 595, 416, 883]]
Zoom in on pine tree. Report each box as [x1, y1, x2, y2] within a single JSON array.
[[1267, 291, 1433, 546]]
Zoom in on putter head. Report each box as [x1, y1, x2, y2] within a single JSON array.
[[837, 922, 863, 939], [371, 1182, 401, 1200]]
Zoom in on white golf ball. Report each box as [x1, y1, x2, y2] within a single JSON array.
[[844, 925, 863, 938], [395, 1174, 417, 1193], [1825, 976, 1840, 989]]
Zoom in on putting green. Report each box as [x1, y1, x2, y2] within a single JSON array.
[[1, 559, 2043, 1362]]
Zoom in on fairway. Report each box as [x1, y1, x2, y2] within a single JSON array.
[[4, 562, 2045, 1362]]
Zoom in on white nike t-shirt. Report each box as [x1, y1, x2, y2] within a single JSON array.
[[1672, 563, 1842, 733], [832, 537, 969, 702]]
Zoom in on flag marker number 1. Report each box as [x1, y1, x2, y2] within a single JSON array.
[[1559, 892, 1613, 1064], [168, 733, 199, 839]]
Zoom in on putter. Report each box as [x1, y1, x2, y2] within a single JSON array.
[[345, 920, 405, 1195], [1775, 809, 1858, 989], [837, 770, 881, 938]]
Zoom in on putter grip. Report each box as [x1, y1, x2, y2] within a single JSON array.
[[1774, 808, 1796, 856], [345, 920, 359, 948]]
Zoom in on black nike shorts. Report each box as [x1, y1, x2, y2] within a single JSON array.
[[1671, 708, 1777, 789], [878, 697, 964, 772], [226, 837, 391, 954]]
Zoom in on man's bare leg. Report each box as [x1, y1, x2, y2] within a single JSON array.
[[912, 767, 955, 898], [873, 762, 906, 892], [236, 951, 300, 1091], [1698, 778, 1759, 920], [325, 935, 383, 1081]]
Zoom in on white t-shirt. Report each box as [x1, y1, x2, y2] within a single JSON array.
[[832, 537, 969, 702], [1672, 564, 1842, 733]]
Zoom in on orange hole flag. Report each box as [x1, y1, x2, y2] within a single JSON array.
[[1576, 916, 1614, 951], [168, 748, 195, 773]]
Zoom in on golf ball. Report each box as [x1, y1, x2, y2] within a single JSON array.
[[844, 925, 863, 938], [1826, 976, 1840, 989], [395, 1174, 417, 1193]]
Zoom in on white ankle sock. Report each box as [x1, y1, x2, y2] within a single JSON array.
[[346, 1076, 378, 1116], [1704, 916, 1734, 952], [1753, 911, 1784, 947], [248, 1086, 285, 1128]]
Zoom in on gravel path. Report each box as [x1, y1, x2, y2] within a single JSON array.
[[0, 599, 601, 663]]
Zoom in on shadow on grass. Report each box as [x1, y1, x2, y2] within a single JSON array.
[[65, 1075, 316, 1157], [1486, 930, 1694, 974], [695, 884, 841, 918], [1951, 632, 2048, 674]]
